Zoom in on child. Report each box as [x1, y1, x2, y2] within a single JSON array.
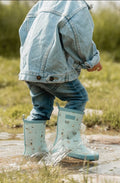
[[19, 0, 102, 160]]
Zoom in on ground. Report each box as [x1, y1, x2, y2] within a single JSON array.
[[0, 107, 120, 183]]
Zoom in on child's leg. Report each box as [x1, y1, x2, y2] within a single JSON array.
[[23, 82, 55, 156], [39, 79, 98, 161], [26, 82, 55, 120], [40, 79, 88, 113], [63, 79, 88, 112], [26, 79, 87, 120]]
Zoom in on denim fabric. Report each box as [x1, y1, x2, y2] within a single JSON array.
[[19, 0, 100, 83], [26, 79, 88, 120]]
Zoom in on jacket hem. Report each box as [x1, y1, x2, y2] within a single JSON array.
[[19, 70, 79, 83]]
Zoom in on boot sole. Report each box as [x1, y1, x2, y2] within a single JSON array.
[[68, 153, 99, 161]]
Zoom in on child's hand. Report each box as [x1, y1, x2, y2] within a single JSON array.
[[87, 62, 102, 72]]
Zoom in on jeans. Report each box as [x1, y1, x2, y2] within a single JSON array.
[[26, 79, 88, 120]]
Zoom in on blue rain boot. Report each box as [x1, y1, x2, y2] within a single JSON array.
[[53, 107, 99, 161], [23, 118, 48, 157]]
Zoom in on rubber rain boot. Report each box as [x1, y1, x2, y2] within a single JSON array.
[[23, 118, 48, 157], [53, 107, 99, 161]]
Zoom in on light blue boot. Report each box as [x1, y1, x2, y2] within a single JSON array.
[[23, 118, 48, 157], [53, 107, 99, 161]]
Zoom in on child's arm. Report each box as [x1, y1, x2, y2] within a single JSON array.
[[60, 6, 100, 70]]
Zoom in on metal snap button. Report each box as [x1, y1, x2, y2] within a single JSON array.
[[36, 75, 41, 80], [49, 76, 54, 81]]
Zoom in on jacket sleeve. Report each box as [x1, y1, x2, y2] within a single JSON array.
[[59, 7, 100, 69]]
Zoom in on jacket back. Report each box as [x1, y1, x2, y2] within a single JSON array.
[[19, 0, 100, 83]]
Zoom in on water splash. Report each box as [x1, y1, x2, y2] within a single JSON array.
[[38, 139, 71, 166], [32, 124, 88, 166], [38, 136, 88, 166], [81, 123, 86, 133]]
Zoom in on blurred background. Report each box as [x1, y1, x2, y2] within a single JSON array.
[[0, 0, 120, 60]]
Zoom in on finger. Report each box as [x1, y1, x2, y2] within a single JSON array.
[[87, 68, 96, 72], [97, 65, 102, 71]]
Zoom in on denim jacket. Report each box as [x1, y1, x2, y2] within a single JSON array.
[[19, 0, 100, 83]]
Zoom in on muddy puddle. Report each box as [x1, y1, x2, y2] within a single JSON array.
[[0, 129, 120, 183]]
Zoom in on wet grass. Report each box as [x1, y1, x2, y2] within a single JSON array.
[[0, 52, 120, 130]]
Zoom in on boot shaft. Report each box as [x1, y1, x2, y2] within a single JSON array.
[[56, 107, 84, 139], [23, 119, 48, 156], [53, 107, 99, 161]]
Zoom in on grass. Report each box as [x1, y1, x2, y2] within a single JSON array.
[[0, 166, 68, 183], [81, 52, 120, 130], [0, 52, 120, 130], [0, 162, 119, 183]]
